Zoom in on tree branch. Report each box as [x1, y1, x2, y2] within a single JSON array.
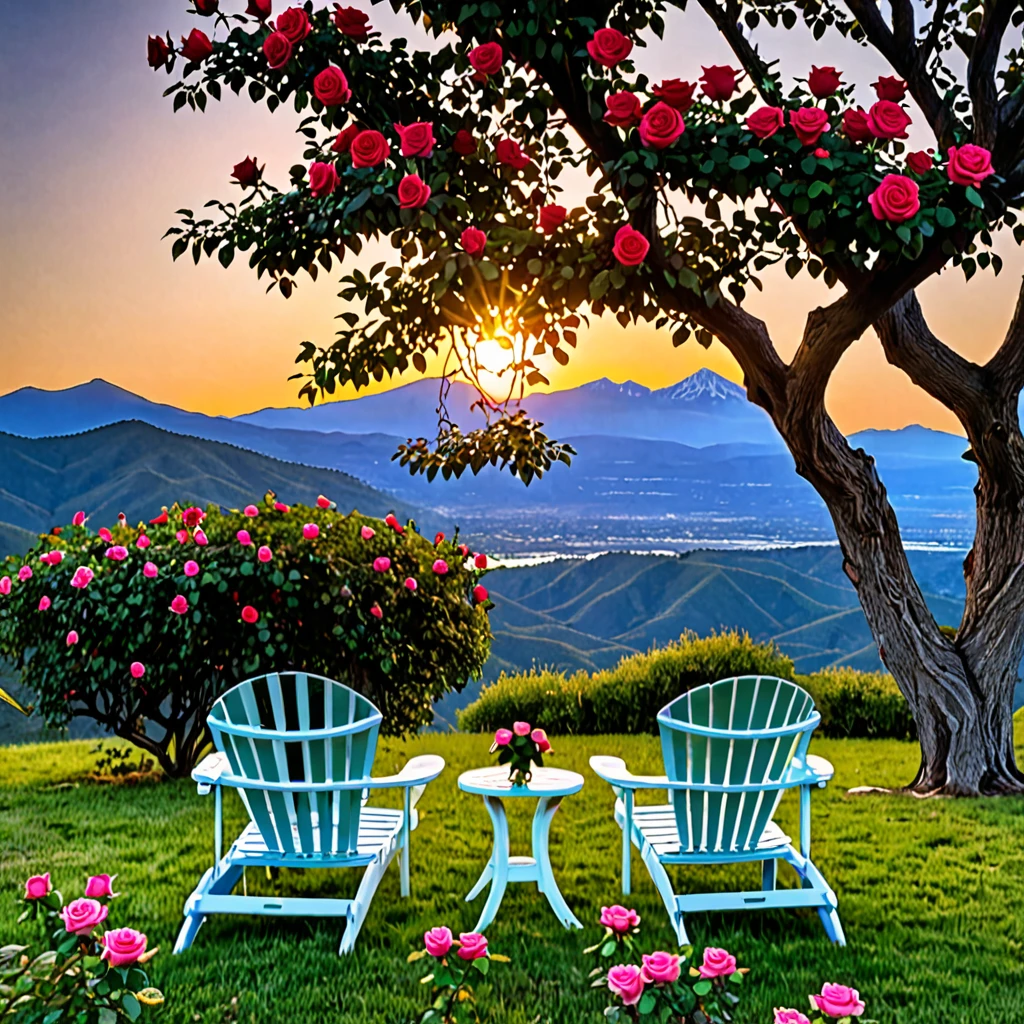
[[968, 0, 1017, 148], [985, 274, 1024, 399], [693, 0, 779, 102]]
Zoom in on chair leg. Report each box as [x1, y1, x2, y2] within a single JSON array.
[[780, 847, 846, 947], [338, 850, 395, 955], [174, 862, 243, 954], [761, 858, 777, 891], [639, 841, 689, 946]]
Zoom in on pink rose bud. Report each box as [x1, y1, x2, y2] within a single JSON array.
[[60, 897, 108, 935], [100, 927, 148, 967], [170, 595, 189, 615], [258, 546, 273, 563], [72, 511, 86, 527], [432, 559, 449, 575], [600, 905, 641, 934], [373, 556, 391, 573], [493, 728, 513, 746], [136, 535, 151, 549], [474, 553, 488, 569], [143, 562, 159, 578], [99, 528, 113, 543], [241, 605, 259, 624], [513, 721, 531, 736], [176, 529, 189, 544], [423, 925, 453, 957], [184, 560, 200, 577], [38, 596, 51, 611], [244, 505, 259, 517], [52, 551, 64, 565], [130, 662, 145, 680], [369, 602, 383, 619], [361, 525, 375, 539], [274, 501, 289, 513], [455, 932, 488, 960], [84, 874, 116, 899], [18, 565, 32, 581], [0, 576, 10, 596], [194, 529, 209, 546], [237, 530, 252, 546], [698, 947, 738, 979], [303, 523, 320, 539], [317, 495, 331, 509], [66, 630, 79, 646], [105, 546, 129, 561], [404, 577, 418, 591], [24, 873, 52, 900]]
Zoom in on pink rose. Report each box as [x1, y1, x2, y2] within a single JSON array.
[[432, 559, 449, 575], [24, 873, 51, 899], [866, 99, 911, 140], [0, 577, 10, 596], [607, 964, 645, 1006], [789, 106, 830, 146], [176, 529, 189, 545], [599, 905, 640, 933], [303, 523, 320, 539], [143, 562, 159, 578], [241, 605, 259, 624], [237, 530, 252, 546], [72, 511, 86, 527], [184, 560, 200, 577], [180, 28, 213, 63], [700, 64, 738, 101], [493, 728, 513, 746], [456, 932, 488, 960], [774, 1010, 811, 1024], [698, 947, 737, 979], [468, 41, 503, 77], [472, 584, 489, 604], [136, 535, 151, 549], [868, 173, 920, 223], [513, 720, 531, 736], [66, 630, 79, 646], [947, 144, 994, 187], [317, 495, 331, 509], [17, 565, 32, 582], [423, 925, 453, 957], [70, 566, 94, 589], [350, 129, 390, 168], [99, 528, 113, 543], [394, 121, 434, 157], [182, 507, 205, 528], [873, 75, 907, 101], [746, 105, 784, 140], [813, 983, 865, 1018], [130, 662, 145, 679], [495, 138, 531, 169], [652, 78, 696, 111], [60, 897, 108, 935], [314, 66, 352, 107], [842, 107, 873, 143], [587, 27, 633, 68], [641, 951, 681, 984], [194, 531, 206, 546], [404, 577, 418, 591], [638, 101, 685, 149], [38, 596, 51, 611], [275, 6, 311, 43], [100, 927, 147, 967], [170, 595, 189, 615], [807, 65, 842, 98], [309, 161, 340, 198], [603, 91, 641, 127], [258, 545, 273, 563], [244, 505, 259, 517], [373, 556, 391, 573], [530, 727, 550, 752], [361, 525, 375, 539], [84, 874, 116, 898], [460, 227, 487, 257], [612, 224, 649, 266], [369, 602, 383, 619], [334, 4, 371, 40], [398, 173, 432, 209]]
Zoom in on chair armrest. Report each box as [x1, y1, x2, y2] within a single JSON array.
[[371, 755, 445, 802], [192, 751, 230, 790], [589, 755, 669, 790], [785, 754, 835, 787]]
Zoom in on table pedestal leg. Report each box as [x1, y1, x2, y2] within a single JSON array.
[[471, 795, 509, 933], [532, 796, 582, 929]]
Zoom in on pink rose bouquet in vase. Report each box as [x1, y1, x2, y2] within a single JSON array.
[[408, 926, 509, 1023], [4, 871, 164, 1020], [490, 721, 551, 786]]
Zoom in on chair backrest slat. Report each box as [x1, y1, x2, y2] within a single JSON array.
[[658, 676, 819, 854], [208, 672, 383, 857]]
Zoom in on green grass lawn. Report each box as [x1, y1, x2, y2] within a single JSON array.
[[1, 730, 1023, 1023]]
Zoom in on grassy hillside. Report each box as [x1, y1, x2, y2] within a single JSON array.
[[0, 421, 423, 554], [0, 731, 1021, 1023]]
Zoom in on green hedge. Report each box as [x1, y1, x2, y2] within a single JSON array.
[[459, 632, 916, 741], [458, 631, 794, 735]]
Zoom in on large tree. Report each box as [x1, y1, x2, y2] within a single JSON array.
[[152, 0, 1024, 794]]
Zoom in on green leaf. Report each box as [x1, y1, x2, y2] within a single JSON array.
[[935, 206, 956, 228], [218, 244, 235, 268], [693, 979, 713, 996], [477, 260, 500, 281], [637, 993, 657, 1014], [728, 155, 751, 171], [122, 993, 141, 1021], [965, 185, 985, 209]]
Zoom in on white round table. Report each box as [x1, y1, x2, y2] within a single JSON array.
[[458, 765, 584, 932]]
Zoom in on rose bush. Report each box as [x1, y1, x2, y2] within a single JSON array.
[[0, 495, 491, 776]]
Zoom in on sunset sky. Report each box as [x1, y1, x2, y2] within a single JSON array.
[[3, 1, 1022, 437]]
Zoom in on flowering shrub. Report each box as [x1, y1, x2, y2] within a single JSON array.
[[1, 872, 163, 1021], [0, 495, 491, 776], [407, 926, 508, 1023], [489, 719, 550, 786]]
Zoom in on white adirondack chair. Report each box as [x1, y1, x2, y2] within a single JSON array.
[[590, 675, 844, 946], [174, 671, 444, 955]]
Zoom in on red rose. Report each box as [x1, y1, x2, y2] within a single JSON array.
[[807, 66, 842, 99], [246, 0, 272, 19], [275, 6, 311, 43], [262, 31, 292, 69], [182, 506, 205, 529], [472, 584, 489, 604], [309, 161, 339, 197], [905, 149, 934, 176], [332, 123, 361, 153], [947, 144, 994, 187], [194, 0, 219, 15], [397, 173, 431, 209], [394, 121, 434, 157], [868, 173, 920, 223], [231, 156, 262, 188], [587, 27, 633, 68], [495, 138, 531, 170], [789, 106, 830, 146], [452, 129, 477, 156], [241, 605, 259, 624], [746, 105, 784, 140], [603, 91, 641, 127], [873, 75, 907, 102], [180, 29, 213, 63], [538, 204, 567, 234], [651, 79, 696, 112], [314, 66, 351, 106], [612, 224, 649, 266], [147, 35, 170, 69], [350, 129, 390, 167], [468, 41, 503, 76], [867, 99, 911, 140], [334, 5, 370, 40], [460, 227, 487, 257], [813, 147, 830, 159], [638, 101, 685, 149], [700, 65, 738, 102], [842, 107, 872, 143]]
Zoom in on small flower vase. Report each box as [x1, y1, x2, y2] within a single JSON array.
[[491, 722, 551, 787]]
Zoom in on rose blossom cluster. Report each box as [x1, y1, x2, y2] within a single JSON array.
[[607, 945, 736, 1008], [492, 720, 551, 753], [774, 981, 866, 1022], [421, 925, 489, 961]]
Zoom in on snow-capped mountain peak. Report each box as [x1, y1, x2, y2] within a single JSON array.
[[653, 368, 746, 403]]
